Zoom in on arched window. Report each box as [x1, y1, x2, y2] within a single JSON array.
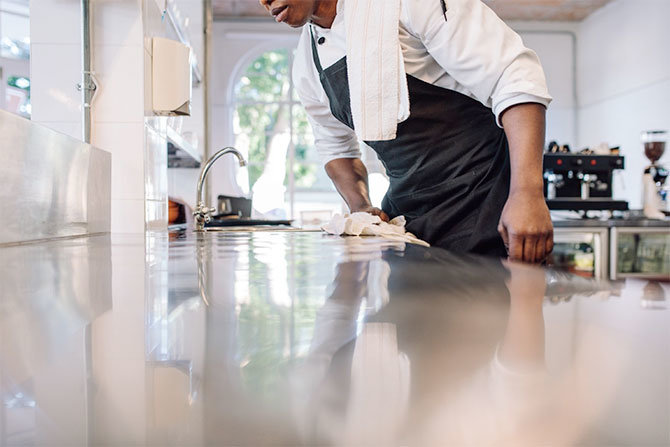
[[231, 48, 342, 223]]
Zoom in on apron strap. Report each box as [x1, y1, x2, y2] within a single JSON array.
[[309, 25, 324, 75]]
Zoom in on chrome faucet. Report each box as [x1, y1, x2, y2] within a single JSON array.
[[194, 147, 247, 231]]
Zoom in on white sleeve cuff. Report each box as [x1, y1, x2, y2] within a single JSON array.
[[320, 152, 362, 166], [494, 94, 552, 128]]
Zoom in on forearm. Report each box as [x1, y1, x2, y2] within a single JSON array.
[[498, 103, 553, 263], [500, 103, 546, 196], [324, 158, 372, 211]]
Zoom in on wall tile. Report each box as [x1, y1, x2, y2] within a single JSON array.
[[145, 125, 168, 201], [37, 121, 83, 141], [111, 198, 145, 233], [92, 0, 143, 47], [30, 44, 82, 123], [30, 0, 82, 45], [92, 44, 145, 123], [94, 122, 145, 200]]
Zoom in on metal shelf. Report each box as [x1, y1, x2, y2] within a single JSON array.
[[167, 126, 201, 167]]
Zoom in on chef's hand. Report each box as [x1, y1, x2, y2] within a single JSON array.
[[498, 190, 553, 263], [350, 205, 390, 222]]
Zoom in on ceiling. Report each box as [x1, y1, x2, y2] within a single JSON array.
[[213, 0, 613, 21]]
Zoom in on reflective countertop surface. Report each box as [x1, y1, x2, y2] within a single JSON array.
[[1, 231, 668, 446]]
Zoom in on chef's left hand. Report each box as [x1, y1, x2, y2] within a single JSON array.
[[498, 190, 553, 263]]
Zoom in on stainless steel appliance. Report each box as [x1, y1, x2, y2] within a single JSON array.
[[543, 154, 628, 212]]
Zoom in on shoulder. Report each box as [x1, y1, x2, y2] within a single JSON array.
[[400, 0, 488, 36], [400, 0, 448, 38]]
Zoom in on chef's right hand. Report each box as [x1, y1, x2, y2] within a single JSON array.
[[351, 205, 390, 222]]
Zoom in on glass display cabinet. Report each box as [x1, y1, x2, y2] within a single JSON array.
[[549, 227, 609, 280], [610, 227, 670, 280]]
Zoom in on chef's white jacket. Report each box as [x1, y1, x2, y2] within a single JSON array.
[[292, 0, 553, 165]]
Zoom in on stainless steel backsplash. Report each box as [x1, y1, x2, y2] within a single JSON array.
[[0, 110, 111, 245]]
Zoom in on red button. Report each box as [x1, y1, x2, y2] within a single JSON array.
[[591, 160, 597, 166], [557, 159, 563, 165]]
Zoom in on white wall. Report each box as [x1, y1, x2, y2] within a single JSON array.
[[511, 21, 579, 149], [577, 0, 670, 208]]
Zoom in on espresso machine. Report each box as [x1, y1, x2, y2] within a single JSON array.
[[543, 151, 629, 212], [641, 130, 669, 219]]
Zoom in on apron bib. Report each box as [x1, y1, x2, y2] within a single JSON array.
[[310, 27, 510, 257]]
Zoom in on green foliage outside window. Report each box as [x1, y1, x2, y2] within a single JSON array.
[[234, 49, 316, 189]]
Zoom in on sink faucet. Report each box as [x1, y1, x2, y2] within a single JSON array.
[[194, 147, 247, 231]]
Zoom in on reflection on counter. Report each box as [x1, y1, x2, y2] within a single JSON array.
[[1, 232, 668, 446]]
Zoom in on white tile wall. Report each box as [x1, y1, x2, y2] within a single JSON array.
[[91, 0, 143, 47], [29, 0, 82, 45], [111, 198, 145, 233], [36, 121, 83, 140], [30, 44, 82, 123], [95, 122, 145, 200], [92, 44, 145, 123], [145, 125, 168, 202]]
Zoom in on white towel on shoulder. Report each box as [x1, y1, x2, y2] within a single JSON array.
[[344, 0, 410, 141]]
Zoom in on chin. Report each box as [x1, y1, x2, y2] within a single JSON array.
[[286, 17, 309, 28]]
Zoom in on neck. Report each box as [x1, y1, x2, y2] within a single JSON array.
[[311, 0, 338, 28]]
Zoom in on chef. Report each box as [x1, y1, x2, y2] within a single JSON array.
[[260, 0, 554, 263]]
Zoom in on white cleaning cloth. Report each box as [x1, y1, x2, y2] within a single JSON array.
[[344, 0, 410, 141], [322, 212, 430, 247]]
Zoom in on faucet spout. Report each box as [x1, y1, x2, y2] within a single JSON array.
[[194, 147, 247, 231]]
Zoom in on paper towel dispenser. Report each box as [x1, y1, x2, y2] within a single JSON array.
[[152, 37, 192, 116]]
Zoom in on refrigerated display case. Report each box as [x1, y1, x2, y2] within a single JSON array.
[[610, 227, 670, 280], [550, 227, 609, 279]]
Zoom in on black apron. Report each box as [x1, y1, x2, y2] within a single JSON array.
[[310, 27, 511, 257]]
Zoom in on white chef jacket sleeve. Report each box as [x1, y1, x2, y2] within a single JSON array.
[[293, 34, 361, 165], [403, 0, 552, 126]]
